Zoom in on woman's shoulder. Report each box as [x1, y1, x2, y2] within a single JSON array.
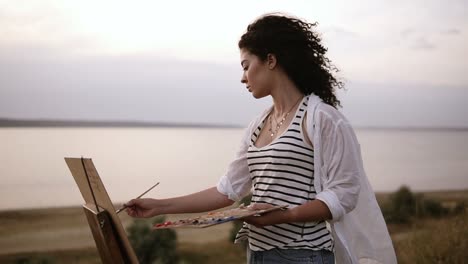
[[307, 95, 350, 125]]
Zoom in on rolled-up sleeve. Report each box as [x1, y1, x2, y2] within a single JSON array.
[[315, 115, 361, 222], [216, 122, 255, 201]]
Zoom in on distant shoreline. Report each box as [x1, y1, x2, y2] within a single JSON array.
[[2, 189, 467, 213], [0, 118, 467, 131], [0, 118, 242, 129]]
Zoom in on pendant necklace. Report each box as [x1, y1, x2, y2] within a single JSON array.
[[268, 96, 303, 138]]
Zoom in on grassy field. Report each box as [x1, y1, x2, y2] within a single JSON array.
[[393, 211, 468, 263], [0, 190, 467, 263], [0, 206, 244, 263]]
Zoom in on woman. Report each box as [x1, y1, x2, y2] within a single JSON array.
[[126, 13, 397, 264]]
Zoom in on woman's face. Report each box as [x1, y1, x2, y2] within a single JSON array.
[[240, 49, 273, 99]]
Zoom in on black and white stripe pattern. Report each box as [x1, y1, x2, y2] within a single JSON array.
[[236, 96, 333, 252]]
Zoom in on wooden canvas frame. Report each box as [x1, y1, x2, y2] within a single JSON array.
[[65, 157, 139, 264]]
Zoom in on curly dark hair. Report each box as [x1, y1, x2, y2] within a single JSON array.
[[238, 13, 344, 108]]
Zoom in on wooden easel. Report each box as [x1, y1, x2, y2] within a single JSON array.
[[65, 157, 139, 264]]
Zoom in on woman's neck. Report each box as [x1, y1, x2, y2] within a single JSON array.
[[270, 81, 304, 118]]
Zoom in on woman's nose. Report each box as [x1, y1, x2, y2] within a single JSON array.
[[241, 73, 247, 84]]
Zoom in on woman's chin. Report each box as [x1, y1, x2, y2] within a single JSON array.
[[251, 91, 268, 99], [251, 92, 261, 99]]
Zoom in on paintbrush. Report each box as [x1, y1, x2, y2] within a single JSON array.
[[115, 182, 160, 214]]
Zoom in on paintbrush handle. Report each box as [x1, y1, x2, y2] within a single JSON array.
[[116, 182, 160, 214], [136, 182, 160, 199]]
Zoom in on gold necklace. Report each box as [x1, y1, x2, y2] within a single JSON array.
[[268, 97, 303, 138]]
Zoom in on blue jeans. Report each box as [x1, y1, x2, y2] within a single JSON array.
[[248, 248, 335, 264]]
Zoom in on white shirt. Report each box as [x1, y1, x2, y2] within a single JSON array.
[[217, 94, 397, 264]]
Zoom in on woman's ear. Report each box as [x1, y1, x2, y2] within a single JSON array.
[[266, 53, 277, 70]]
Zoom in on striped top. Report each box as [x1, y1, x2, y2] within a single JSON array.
[[235, 96, 333, 252]]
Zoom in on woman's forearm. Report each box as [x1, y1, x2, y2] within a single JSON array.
[[288, 199, 332, 222], [159, 187, 234, 214], [243, 199, 332, 227]]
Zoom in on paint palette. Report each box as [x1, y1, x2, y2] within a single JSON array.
[[153, 204, 287, 229]]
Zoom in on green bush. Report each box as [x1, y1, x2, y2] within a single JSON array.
[[417, 198, 448, 218], [127, 216, 178, 264], [382, 185, 415, 223], [381, 186, 453, 224]]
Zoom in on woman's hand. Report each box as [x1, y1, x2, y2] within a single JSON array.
[[242, 203, 292, 228], [242, 200, 332, 227], [124, 198, 163, 218]]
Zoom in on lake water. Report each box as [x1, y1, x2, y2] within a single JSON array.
[[1, 127, 467, 211]]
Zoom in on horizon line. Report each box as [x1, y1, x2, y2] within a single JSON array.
[[0, 117, 467, 131]]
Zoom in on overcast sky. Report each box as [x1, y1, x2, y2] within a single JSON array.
[[1, 0, 467, 127]]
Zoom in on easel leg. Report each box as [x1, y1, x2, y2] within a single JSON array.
[[83, 206, 136, 264]]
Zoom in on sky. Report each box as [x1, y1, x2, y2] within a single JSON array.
[[0, 0, 467, 127]]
